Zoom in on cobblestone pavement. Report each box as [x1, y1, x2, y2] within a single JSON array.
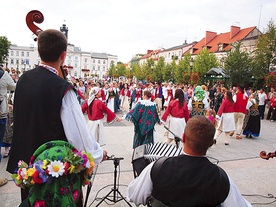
[[1, 110, 276, 207]]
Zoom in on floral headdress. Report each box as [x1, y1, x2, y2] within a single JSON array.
[[12, 141, 94, 189]]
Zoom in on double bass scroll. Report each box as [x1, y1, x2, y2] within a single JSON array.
[[26, 10, 44, 41], [260, 151, 276, 160], [25, 10, 67, 80]]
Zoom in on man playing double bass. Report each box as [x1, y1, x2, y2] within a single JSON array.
[[7, 29, 107, 203]]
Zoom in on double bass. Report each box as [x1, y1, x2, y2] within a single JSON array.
[[25, 10, 67, 80], [260, 151, 276, 160]]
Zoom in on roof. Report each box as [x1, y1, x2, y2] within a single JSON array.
[[206, 68, 229, 78], [191, 26, 256, 55]]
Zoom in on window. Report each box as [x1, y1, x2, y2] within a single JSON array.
[[93, 66, 95, 70], [74, 72, 77, 76], [16, 59, 19, 64], [98, 60, 100, 64], [21, 59, 25, 65], [16, 51, 19, 56], [93, 59, 95, 63], [84, 58, 87, 63], [10, 59, 14, 64], [218, 44, 223, 52], [103, 60, 106, 64], [98, 66, 100, 70], [27, 52, 29, 57], [68, 56, 71, 59], [75, 63, 77, 67], [21, 52, 24, 57], [11, 51, 14, 56]]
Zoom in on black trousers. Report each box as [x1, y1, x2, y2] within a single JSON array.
[[258, 105, 265, 119]]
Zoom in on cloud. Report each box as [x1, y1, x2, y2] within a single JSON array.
[[0, 0, 275, 63]]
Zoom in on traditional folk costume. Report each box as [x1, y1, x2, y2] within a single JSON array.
[[124, 99, 160, 149], [106, 87, 119, 112], [233, 88, 248, 139], [119, 88, 131, 113], [188, 86, 209, 117], [14, 140, 94, 207], [127, 154, 252, 207], [214, 99, 235, 144], [163, 87, 174, 109], [242, 98, 260, 138], [82, 87, 117, 146], [270, 94, 276, 121], [155, 85, 163, 116], [161, 99, 190, 143], [131, 88, 142, 109]]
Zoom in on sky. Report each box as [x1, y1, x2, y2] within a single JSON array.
[[0, 0, 275, 63]]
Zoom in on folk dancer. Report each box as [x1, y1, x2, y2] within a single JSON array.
[[161, 89, 189, 144], [82, 87, 120, 145], [155, 82, 163, 116], [188, 85, 209, 117], [123, 90, 160, 149], [119, 83, 131, 114], [242, 92, 260, 138]]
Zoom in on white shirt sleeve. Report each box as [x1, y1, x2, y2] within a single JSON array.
[[126, 162, 154, 206], [61, 89, 103, 164], [221, 176, 252, 207], [233, 94, 237, 102]]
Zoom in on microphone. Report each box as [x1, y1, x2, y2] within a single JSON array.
[[164, 126, 182, 143]]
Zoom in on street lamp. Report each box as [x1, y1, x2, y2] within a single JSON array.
[[190, 58, 194, 83]]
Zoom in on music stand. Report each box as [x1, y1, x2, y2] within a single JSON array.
[[164, 126, 182, 149], [95, 156, 132, 207]]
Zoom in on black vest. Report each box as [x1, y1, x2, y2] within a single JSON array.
[[7, 66, 72, 173], [151, 155, 229, 207]]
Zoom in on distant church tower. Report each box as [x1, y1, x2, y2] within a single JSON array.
[[60, 21, 68, 40]]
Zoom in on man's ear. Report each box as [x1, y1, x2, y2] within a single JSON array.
[[182, 133, 185, 143], [60, 51, 67, 62]]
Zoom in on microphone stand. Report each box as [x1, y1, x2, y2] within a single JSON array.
[[164, 126, 182, 149], [95, 155, 132, 207]]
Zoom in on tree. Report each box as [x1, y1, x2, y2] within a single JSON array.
[[175, 54, 191, 84], [223, 41, 253, 86], [194, 47, 219, 84], [253, 20, 276, 81], [0, 36, 11, 65], [162, 63, 172, 82], [153, 57, 165, 82]]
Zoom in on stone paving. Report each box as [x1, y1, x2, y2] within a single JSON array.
[[1, 110, 276, 207]]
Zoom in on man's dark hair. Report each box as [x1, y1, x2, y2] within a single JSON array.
[[184, 115, 215, 154], [38, 29, 67, 62]]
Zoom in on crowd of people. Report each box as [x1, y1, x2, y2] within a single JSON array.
[[0, 28, 275, 206]]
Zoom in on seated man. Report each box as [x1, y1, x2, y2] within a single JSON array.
[[126, 115, 252, 207]]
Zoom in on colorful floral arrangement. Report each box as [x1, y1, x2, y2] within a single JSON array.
[[11, 148, 94, 189]]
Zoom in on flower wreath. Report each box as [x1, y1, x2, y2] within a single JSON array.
[[12, 141, 94, 189]]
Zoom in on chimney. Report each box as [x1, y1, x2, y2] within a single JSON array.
[[205, 31, 217, 45], [230, 26, 240, 39]]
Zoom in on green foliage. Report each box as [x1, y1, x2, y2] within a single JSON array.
[[253, 20, 276, 79], [133, 63, 145, 80], [162, 63, 172, 82], [223, 41, 253, 86], [194, 48, 219, 84], [153, 57, 165, 82], [175, 54, 191, 84], [265, 72, 276, 88], [0, 36, 11, 64]]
